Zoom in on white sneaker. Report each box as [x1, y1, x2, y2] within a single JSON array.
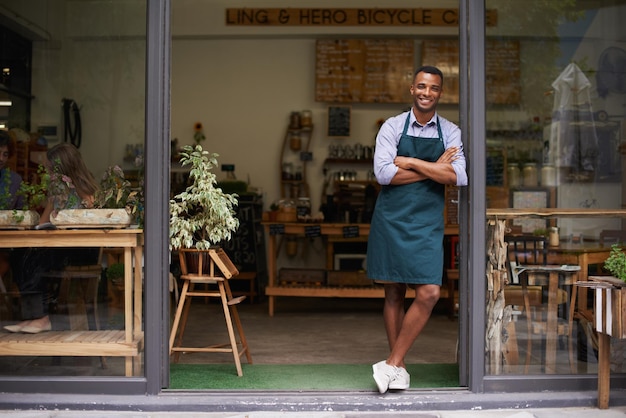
[[372, 360, 409, 393], [388, 366, 410, 390]]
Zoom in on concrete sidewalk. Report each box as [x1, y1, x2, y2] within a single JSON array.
[[1, 408, 626, 417], [0, 408, 625, 417]]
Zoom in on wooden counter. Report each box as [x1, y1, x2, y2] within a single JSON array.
[[263, 222, 457, 316], [0, 229, 143, 376]]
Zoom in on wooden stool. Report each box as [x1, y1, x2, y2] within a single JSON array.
[[231, 271, 257, 303], [169, 248, 252, 376]]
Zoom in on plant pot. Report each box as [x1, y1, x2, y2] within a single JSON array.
[[181, 249, 215, 275], [51, 208, 132, 229], [0, 210, 40, 229]]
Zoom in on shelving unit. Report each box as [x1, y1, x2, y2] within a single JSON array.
[[279, 123, 313, 199]]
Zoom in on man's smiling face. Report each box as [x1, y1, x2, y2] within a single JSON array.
[[410, 71, 443, 115]]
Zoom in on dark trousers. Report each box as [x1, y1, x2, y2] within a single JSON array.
[[9, 248, 65, 320]]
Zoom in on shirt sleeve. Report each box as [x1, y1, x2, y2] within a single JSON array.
[[373, 116, 401, 185], [441, 121, 468, 187]]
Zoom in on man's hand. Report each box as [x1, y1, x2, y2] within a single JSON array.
[[436, 147, 459, 164], [393, 155, 416, 170]]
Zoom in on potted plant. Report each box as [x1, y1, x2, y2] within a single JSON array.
[[169, 144, 239, 250], [267, 202, 279, 222], [0, 165, 48, 229], [106, 262, 125, 287], [604, 244, 626, 283], [94, 157, 144, 227], [50, 162, 143, 228], [106, 262, 125, 310], [169, 144, 239, 273]]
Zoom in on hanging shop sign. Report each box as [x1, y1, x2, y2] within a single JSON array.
[[225, 8, 497, 27]]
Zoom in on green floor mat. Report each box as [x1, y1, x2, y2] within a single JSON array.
[[169, 363, 459, 390]]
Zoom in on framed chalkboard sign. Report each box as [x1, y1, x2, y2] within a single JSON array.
[[315, 39, 414, 103], [328, 106, 351, 137]]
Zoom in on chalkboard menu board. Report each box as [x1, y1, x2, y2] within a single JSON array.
[[315, 39, 414, 103], [422, 39, 520, 104], [328, 106, 351, 137], [486, 147, 506, 186], [221, 197, 267, 295]]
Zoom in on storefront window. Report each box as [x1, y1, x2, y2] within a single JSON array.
[[0, 1, 146, 378], [485, 0, 626, 376]]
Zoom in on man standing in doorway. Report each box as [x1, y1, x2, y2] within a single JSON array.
[[367, 65, 468, 393]]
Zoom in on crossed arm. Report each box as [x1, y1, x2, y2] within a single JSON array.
[[390, 147, 460, 186]]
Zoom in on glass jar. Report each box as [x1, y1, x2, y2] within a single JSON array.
[[507, 163, 521, 187], [282, 162, 293, 180], [541, 164, 556, 186], [301, 110, 312, 127], [289, 111, 301, 129], [290, 132, 301, 151], [522, 163, 538, 187], [296, 197, 311, 218], [549, 226, 560, 247]]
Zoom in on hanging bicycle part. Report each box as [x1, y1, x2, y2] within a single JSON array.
[[62, 98, 82, 148]]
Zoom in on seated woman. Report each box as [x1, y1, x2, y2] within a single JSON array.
[[0, 130, 24, 210], [0, 130, 24, 292], [4, 143, 99, 334]]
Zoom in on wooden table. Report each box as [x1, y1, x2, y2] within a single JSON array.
[[517, 264, 580, 373], [262, 221, 460, 316], [0, 229, 143, 376], [263, 222, 370, 316], [548, 242, 615, 312]]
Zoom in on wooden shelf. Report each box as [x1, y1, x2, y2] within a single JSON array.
[[279, 122, 314, 199], [324, 158, 373, 165], [265, 284, 452, 299], [0, 330, 143, 357]]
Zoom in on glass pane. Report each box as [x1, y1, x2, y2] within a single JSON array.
[[486, 0, 626, 376], [0, 1, 146, 377]]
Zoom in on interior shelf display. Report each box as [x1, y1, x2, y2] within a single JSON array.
[[280, 111, 313, 199]]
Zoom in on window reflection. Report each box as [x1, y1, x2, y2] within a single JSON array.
[[486, 0, 626, 376], [0, 1, 146, 377]]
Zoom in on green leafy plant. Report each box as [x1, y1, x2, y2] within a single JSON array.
[[95, 165, 135, 209], [106, 262, 125, 286], [169, 144, 239, 250], [604, 244, 626, 283], [0, 165, 48, 224], [94, 162, 144, 227], [0, 169, 13, 210], [16, 165, 50, 212], [47, 170, 81, 213]]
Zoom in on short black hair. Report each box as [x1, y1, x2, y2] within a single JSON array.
[[414, 65, 444, 86]]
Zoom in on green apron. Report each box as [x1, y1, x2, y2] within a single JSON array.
[[367, 114, 446, 284]]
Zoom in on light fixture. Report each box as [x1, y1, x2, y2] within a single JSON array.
[[0, 84, 12, 106]]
